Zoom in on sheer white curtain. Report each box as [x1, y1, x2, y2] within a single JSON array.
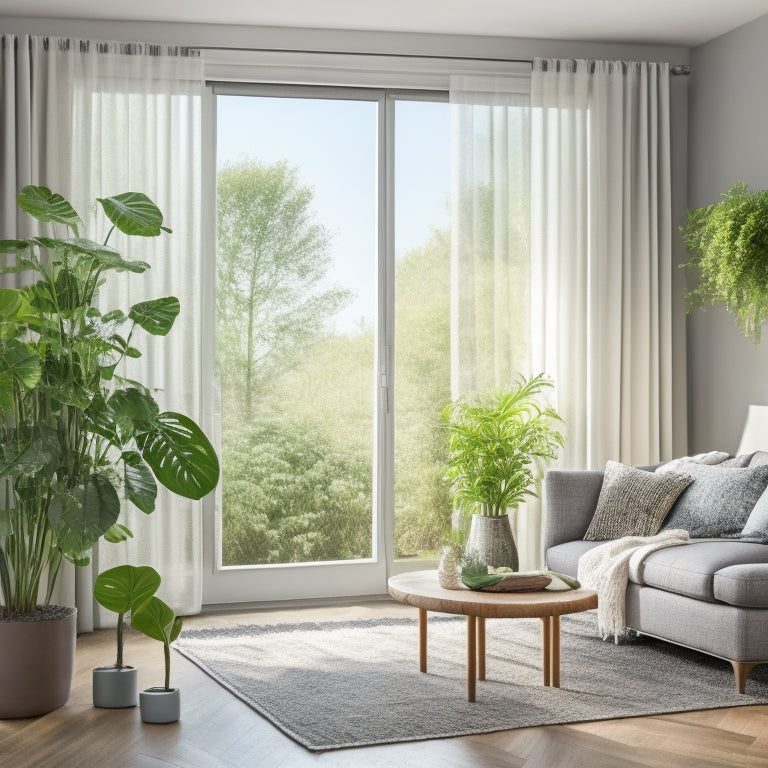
[[449, 74, 543, 569], [450, 60, 673, 567], [0, 35, 204, 627], [530, 58, 673, 471]]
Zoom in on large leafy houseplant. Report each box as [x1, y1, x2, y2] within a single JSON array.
[[681, 181, 768, 341], [0, 186, 220, 618], [441, 373, 564, 517]]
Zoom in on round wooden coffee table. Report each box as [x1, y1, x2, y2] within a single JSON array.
[[388, 570, 598, 701]]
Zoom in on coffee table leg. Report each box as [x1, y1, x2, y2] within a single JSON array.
[[467, 615, 477, 702], [478, 616, 486, 681], [551, 615, 560, 687], [419, 608, 427, 673], [542, 617, 551, 686]]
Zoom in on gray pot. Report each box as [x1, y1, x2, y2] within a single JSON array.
[[0, 606, 76, 718], [92, 666, 138, 708], [466, 513, 519, 570], [140, 686, 180, 723]]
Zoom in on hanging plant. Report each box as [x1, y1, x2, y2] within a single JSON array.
[[681, 181, 768, 341]]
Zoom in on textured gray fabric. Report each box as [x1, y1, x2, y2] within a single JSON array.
[[626, 583, 768, 664], [543, 470, 605, 552], [714, 565, 768, 607], [749, 451, 768, 467], [659, 464, 768, 538], [639, 540, 768, 601], [174, 614, 768, 750], [741, 487, 768, 541], [584, 461, 692, 541], [546, 540, 604, 577]]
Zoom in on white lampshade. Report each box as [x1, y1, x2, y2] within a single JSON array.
[[737, 404, 768, 455]]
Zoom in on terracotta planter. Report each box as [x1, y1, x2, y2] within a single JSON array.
[[93, 666, 138, 708], [466, 513, 519, 570], [140, 687, 180, 723], [0, 606, 77, 718]]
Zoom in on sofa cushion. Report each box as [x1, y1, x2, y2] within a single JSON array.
[[658, 463, 768, 538], [545, 540, 605, 578], [713, 564, 768, 607], [637, 540, 768, 602], [583, 461, 692, 540]]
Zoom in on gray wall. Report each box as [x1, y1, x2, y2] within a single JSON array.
[[688, 13, 768, 454]]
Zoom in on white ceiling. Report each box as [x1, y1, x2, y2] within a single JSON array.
[[1, 0, 768, 47]]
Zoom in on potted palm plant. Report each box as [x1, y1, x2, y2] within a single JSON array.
[[92, 565, 161, 708], [0, 186, 219, 717], [441, 372, 564, 570], [131, 595, 183, 723], [681, 181, 768, 341]]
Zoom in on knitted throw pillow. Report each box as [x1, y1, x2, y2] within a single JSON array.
[[583, 461, 693, 541], [659, 463, 768, 538]]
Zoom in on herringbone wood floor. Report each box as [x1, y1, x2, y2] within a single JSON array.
[[2, 599, 767, 767]]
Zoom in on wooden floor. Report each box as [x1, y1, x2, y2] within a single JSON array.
[[2, 598, 768, 767]]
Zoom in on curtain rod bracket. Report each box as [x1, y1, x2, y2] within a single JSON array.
[[671, 65, 691, 76]]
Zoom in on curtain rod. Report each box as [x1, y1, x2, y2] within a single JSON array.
[[192, 45, 691, 73]]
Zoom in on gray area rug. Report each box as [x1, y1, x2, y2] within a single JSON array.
[[174, 612, 768, 751]]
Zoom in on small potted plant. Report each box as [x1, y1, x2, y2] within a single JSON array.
[[441, 372, 564, 570], [92, 564, 161, 708], [131, 595, 183, 723]]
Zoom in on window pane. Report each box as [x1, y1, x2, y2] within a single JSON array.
[[393, 99, 452, 569], [216, 95, 376, 566]]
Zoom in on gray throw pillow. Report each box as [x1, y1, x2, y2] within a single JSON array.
[[741, 487, 768, 542], [658, 463, 768, 538], [583, 461, 693, 541]]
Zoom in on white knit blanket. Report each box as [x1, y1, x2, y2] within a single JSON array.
[[577, 529, 690, 642]]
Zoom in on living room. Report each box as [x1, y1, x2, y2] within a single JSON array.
[[2, 2, 768, 766]]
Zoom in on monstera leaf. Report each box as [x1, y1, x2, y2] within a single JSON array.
[[136, 412, 219, 500]]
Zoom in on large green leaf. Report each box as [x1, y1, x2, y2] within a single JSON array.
[[48, 476, 121, 562], [137, 412, 219, 500], [0, 339, 40, 390], [131, 595, 181, 643], [98, 193, 171, 238], [0, 289, 22, 320], [0, 428, 60, 480], [31, 237, 150, 274], [18, 186, 82, 236], [123, 450, 157, 514], [128, 296, 180, 336], [109, 387, 160, 425], [94, 564, 161, 615]]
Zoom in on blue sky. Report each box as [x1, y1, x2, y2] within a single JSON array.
[[217, 95, 450, 331]]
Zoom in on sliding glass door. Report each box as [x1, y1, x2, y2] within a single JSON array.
[[204, 85, 451, 603]]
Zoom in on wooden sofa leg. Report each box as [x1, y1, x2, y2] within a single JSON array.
[[730, 661, 758, 694]]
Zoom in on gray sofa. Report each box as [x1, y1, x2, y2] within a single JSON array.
[[544, 455, 768, 693]]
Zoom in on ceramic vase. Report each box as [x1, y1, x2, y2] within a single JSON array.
[[466, 513, 519, 571]]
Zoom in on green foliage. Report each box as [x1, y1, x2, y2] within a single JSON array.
[[441, 373, 564, 517], [94, 564, 161, 667], [221, 418, 372, 565], [392, 230, 453, 557], [682, 181, 768, 341], [216, 160, 353, 415], [131, 595, 182, 690], [0, 185, 219, 616]]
